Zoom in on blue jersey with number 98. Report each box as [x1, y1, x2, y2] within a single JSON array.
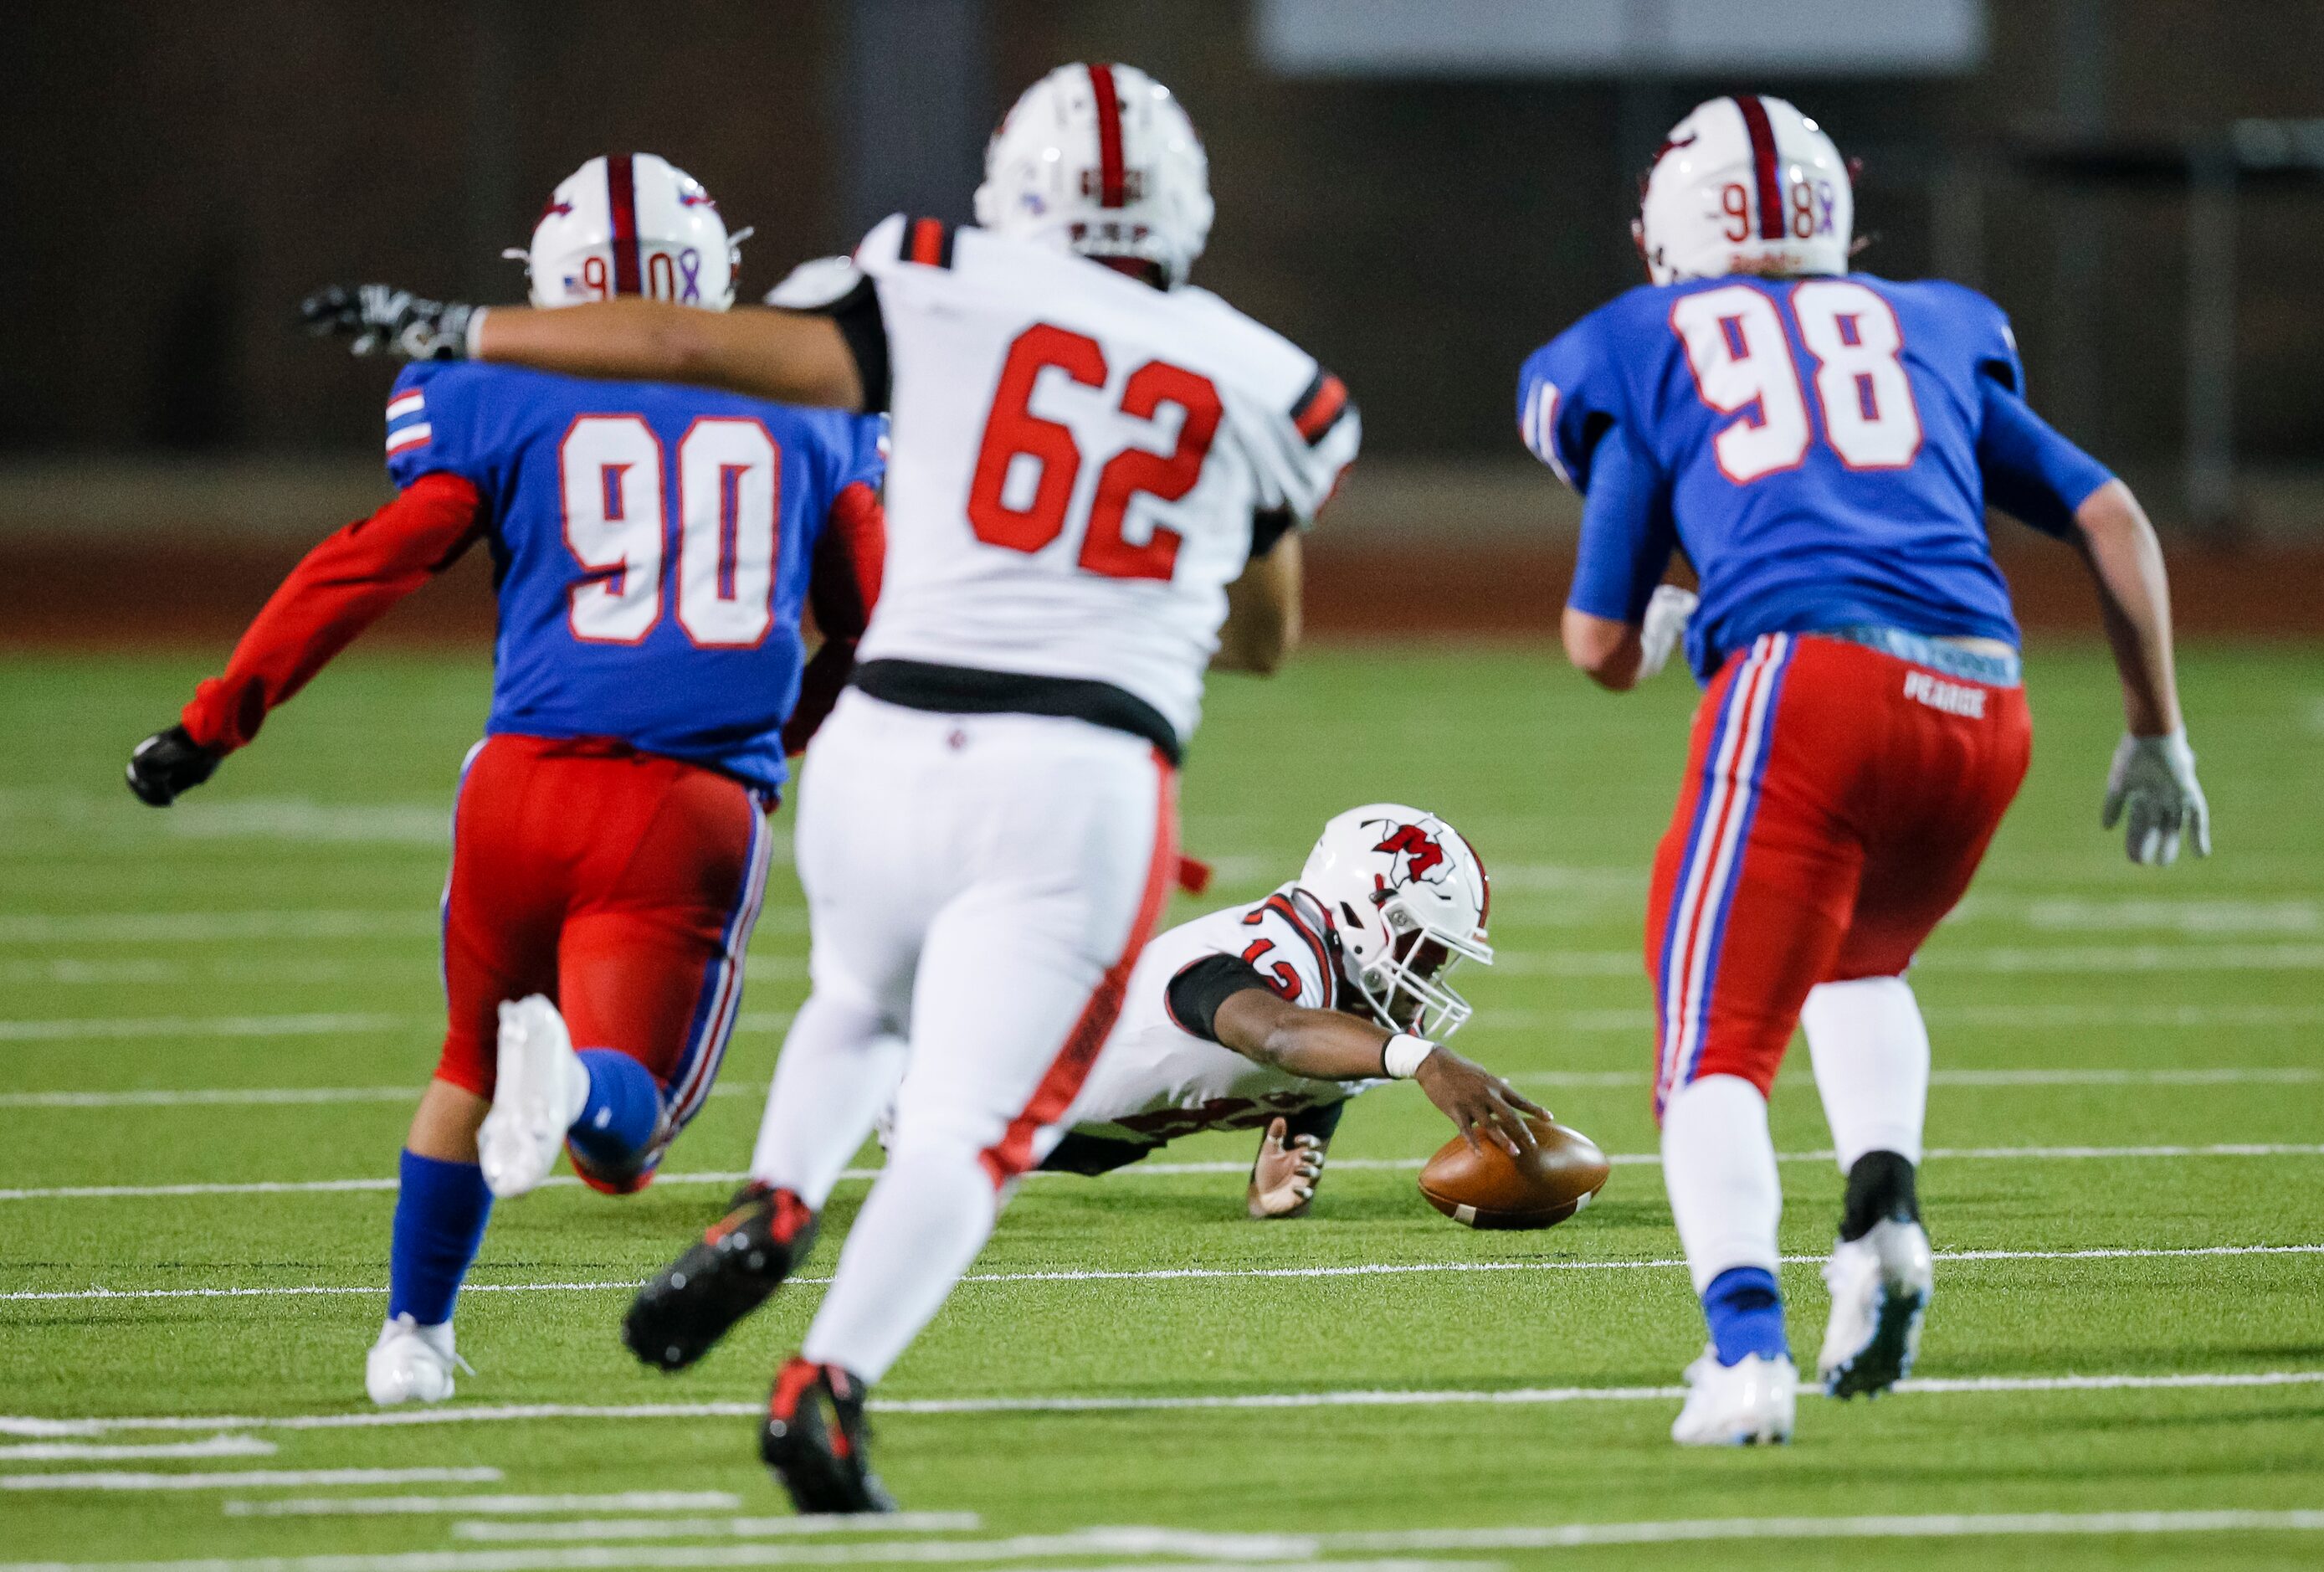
[[1516, 274, 2114, 681], [384, 361, 886, 791]]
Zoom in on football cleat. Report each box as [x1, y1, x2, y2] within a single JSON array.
[[1670, 1349, 1798, 1446], [761, 1357, 895, 1514], [365, 1313, 464, 1405], [477, 995, 589, 1199], [1819, 1217, 1934, 1398], [624, 1183, 818, 1372]]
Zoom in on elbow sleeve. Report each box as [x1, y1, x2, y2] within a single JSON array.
[[1164, 954, 1274, 1043]]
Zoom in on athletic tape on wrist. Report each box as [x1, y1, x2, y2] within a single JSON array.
[[464, 306, 491, 360], [1382, 1033, 1434, 1080]]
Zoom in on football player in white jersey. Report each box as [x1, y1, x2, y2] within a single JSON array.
[[310, 64, 1359, 1512], [1045, 805, 1543, 1215]]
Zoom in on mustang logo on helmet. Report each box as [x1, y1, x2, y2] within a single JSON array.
[[1368, 822, 1449, 890]]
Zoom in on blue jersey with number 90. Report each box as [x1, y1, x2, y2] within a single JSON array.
[[1517, 274, 2114, 681], [384, 361, 885, 791]]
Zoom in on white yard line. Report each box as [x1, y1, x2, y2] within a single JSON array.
[[0, 1085, 768, 1110], [1490, 943, 2324, 977], [451, 1514, 989, 1544], [0, 1012, 787, 1045], [1926, 1066, 2323, 1086], [15, 1143, 2324, 1205], [0, 1087, 425, 1109], [0, 1556, 1468, 1572], [0, 1436, 270, 1462], [224, 1491, 752, 1518], [5, 1369, 2321, 1444], [0, 1014, 410, 1045], [16, 1061, 2314, 1111], [3, 1243, 2317, 1312], [1511, 1066, 2324, 1087], [0, 1464, 500, 1492], [0, 912, 437, 945], [1485, 1002, 2324, 1032], [1325, 1510, 2324, 1551]]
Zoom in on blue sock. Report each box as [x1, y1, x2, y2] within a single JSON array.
[[387, 1150, 493, 1325], [1702, 1266, 1788, 1366], [564, 1049, 663, 1174]]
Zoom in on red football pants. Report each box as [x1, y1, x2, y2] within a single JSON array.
[[1646, 634, 2031, 1115], [437, 734, 773, 1184]]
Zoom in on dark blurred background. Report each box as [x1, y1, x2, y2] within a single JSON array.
[[3, 0, 2319, 640]]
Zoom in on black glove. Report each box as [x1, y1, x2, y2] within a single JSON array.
[[300, 284, 477, 361], [126, 726, 221, 807]]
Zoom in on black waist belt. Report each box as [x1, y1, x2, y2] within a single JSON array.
[[850, 659, 1183, 766]]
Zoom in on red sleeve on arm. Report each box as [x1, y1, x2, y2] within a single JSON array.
[[783, 478, 885, 756], [180, 472, 485, 753]]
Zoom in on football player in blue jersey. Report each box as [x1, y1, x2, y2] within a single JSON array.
[[1517, 95, 2211, 1445], [125, 154, 887, 1407]]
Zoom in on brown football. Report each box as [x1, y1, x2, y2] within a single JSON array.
[[1419, 1116, 1611, 1230]]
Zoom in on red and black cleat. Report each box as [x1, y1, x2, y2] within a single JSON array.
[[623, 1183, 817, 1372], [762, 1357, 896, 1514]]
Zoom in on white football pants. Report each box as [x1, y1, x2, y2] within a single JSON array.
[[756, 691, 1176, 1384]]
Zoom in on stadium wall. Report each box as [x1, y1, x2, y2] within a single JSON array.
[[3, 460, 2313, 650]]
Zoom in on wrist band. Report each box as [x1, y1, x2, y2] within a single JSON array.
[[464, 306, 492, 360], [1381, 1033, 1434, 1080]]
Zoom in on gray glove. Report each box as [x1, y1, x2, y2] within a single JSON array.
[[2101, 729, 2212, 866], [301, 285, 478, 361]]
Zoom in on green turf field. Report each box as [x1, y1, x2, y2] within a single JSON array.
[[2, 643, 2321, 1570]]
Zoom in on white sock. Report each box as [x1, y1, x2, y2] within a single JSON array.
[[798, 1144, 998, 1383], [1803, 975, 1930, 1171], [748, 990, 909, 1210], [1661, 1073, 1783, 1296]]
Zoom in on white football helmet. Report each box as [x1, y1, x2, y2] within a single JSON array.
[[1297, 804, 1493, 1040], [516, 153, 745, 311], [1634, 95, 1853, 285], [973, 63, 1214, 287]]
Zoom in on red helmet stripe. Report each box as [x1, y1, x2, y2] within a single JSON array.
[[1732, 96, 1785, 242], [1088, 63, 1127, 208], [606, 152, 644, 295]]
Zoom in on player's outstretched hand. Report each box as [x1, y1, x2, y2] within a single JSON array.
[[2101, 729, 2212, 866], [300, 285, 477, 361], [1636, 584, 1698, 681], [1247, 1117, 1324, 1219], [1413, 1046, 1547, 1158], [126, 725, 220, 807]]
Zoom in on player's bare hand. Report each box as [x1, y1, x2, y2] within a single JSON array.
[[1247, 1117, 1324, 1219], [125, 725, 219, 808], [300, 285, 477, 362], [1414, 1048, 1547, 1158], [2101, 729, 2211, 866]]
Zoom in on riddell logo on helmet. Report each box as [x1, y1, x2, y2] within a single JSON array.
[[1370, 823, 1448, 886]]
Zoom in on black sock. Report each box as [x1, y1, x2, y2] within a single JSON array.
[[1839, 1150, 1919, 1242]]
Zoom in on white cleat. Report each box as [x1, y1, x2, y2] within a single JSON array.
[[477, 994, 590, 1199], [365, 1313, 463, 1405], [1819, 1217, 1935, 1399], [1670, 1349, 1798, 1446]]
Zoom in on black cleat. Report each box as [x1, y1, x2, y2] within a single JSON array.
[[761, 1357, 895, 1514], [623, 1183, 817, 1372]]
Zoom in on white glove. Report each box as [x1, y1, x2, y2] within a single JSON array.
[[1635, 585, 1698, 681], [2101, 729, 2211, 866]]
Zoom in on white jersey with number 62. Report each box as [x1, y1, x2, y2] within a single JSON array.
[[845, 213, 1358, 745]]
